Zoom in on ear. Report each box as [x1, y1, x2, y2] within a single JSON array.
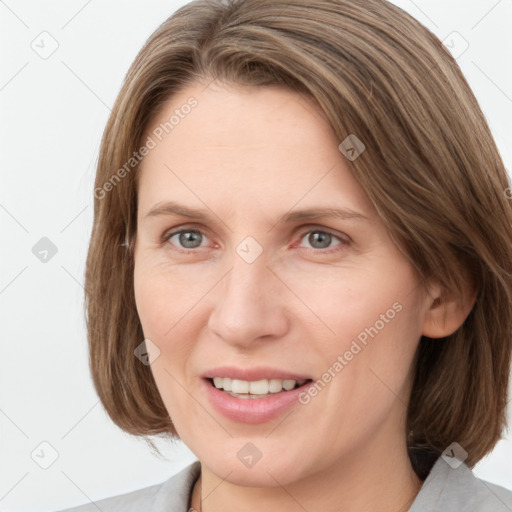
[[421, 277, 478, 338]]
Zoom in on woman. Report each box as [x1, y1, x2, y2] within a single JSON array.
[[57, 0, 512, 510]]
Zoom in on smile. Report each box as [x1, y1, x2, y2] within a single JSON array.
[[202, 372, 313, 423], [210, 377, 309, 398]]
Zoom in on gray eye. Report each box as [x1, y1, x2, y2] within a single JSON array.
[[176, 230, 203, 249], [305, 231, 334, 249]]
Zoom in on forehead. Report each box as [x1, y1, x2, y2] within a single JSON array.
[[143, 81, 331, 153], [137, 81, 374, 218]]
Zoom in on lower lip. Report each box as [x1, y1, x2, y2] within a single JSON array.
[[201, 378, 311, 424]]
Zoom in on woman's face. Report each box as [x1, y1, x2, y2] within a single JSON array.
[[133, 81, 433, 486]]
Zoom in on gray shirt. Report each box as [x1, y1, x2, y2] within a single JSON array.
[[55, 456, 512, 511]]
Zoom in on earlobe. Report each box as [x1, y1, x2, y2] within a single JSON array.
[[421, 280, 478, 339]]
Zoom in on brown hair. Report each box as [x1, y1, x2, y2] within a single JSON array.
[[85, 0, 512, 474]]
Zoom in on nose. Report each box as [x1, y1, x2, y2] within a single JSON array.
[[206, 245, 289, 348]]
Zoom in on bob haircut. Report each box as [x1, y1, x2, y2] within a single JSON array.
[[85, 0, 512, 477]]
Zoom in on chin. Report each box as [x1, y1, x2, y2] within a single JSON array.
[[195, 436, 312, 488]]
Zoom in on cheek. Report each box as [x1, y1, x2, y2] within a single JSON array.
[[133, 262, 202, 428], [301, 281, 423, 452], [134, 255, 206, 340], [133, 262, 206, 409], [289, 262, 416, 345], [133, 266, 169, 340], [301, 259, 423, 394]]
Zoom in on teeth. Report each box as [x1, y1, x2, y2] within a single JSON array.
[[249, 379, 269, 395], [269, 379, 282, 393], [212, 377, 307, 395], [232, 379, 249, 394], [282, 379, 296, 391]]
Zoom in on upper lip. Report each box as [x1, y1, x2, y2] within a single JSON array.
[[201, 366, 312, 382]]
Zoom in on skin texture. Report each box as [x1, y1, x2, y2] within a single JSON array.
[[133, 81, 474, 512]]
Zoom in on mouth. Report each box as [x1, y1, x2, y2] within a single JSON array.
[[201, 366, 315, 423], [207, 377, 312, 399]]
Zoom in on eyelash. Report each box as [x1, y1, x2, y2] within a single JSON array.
[[160, 225, 350, 255]]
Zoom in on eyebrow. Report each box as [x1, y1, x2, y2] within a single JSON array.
[[144, 200, 369, 224]]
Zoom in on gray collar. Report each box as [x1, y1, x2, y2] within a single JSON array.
[[152, 457, 512, 512], [408, 456, 512, 511]]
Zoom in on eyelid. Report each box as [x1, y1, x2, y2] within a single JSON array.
[[294, 226, 351, 254], [161, 223, 351, 252], [297, 225, 351, 244], [161, 225, 213, 249]]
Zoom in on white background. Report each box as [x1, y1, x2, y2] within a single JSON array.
[[1, 1, 511, 511]]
